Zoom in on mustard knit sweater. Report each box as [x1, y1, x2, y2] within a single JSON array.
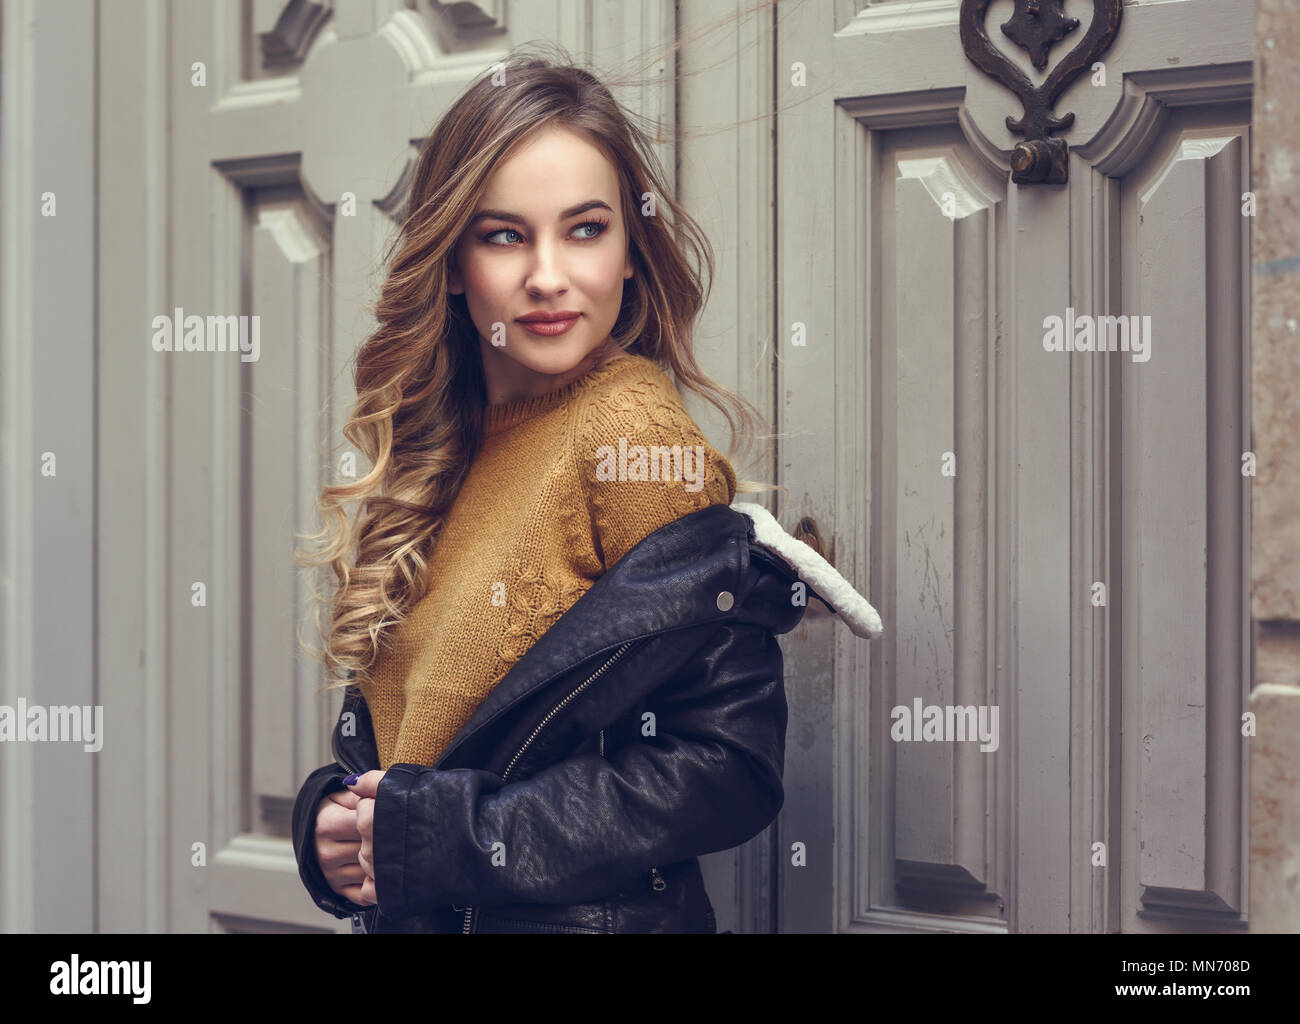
[[359, 353, 738, 770]]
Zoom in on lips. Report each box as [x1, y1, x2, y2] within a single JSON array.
[[516, 310, 581, 337], [516, 310, 580, 323]]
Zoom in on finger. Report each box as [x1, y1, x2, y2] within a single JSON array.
[[345, 769, 385, 800], [328, 789, 361, 810], [355, 798, 373, 837], [339, 882, 366, 904], [360, 876, 377, 906], [328, 862, 368, 885], [317, 837, 362, 868], [319, 804, 362, 839], [358, 848, 374, 880], [319, 819, 361, 842]]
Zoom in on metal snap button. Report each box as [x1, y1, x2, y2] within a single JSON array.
[[716, 590, 734, 611]]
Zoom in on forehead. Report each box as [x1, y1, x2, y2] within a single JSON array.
[[477, 125, 620, 211]]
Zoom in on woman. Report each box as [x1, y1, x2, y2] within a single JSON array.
[[291, 50, 881, 934]]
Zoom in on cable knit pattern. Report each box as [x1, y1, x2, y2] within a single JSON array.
[[358, 353, 737, 770], [576, 368, 736, 570]]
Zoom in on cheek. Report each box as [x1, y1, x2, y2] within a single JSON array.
[[459, 254, 507, 304], [584, 248, 630, 300]]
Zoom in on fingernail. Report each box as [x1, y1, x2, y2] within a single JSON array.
[[342, 773, 359, 785]]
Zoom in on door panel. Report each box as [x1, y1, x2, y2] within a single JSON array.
[[1119, 116, 1251, 926], [885, 134, 1006, 921], [779, 0, 1254, 932]]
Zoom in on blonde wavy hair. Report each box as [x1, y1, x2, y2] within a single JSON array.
[[297, 44, 783, 692]]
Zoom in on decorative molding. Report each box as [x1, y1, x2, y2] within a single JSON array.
[[840, 0, 959, 36], [430, 0, 508, 35], [840, 85, 967, 130], [379, 9, 441, 76], [211, 151, 303, 188], [959, 0, 1124, 183], [211, 151, 336, 224], [1140, 886, 1242, 917], [210, 834, 348, 931], [373, 147, 420, 223], [896, 150, 1001, 217], [895, 860, 1002, 900], [259, 0, 333, 68], [0, 0, 39, 934], [1074, 62, 1253, 178], [838, 87, 1009, 189], [850, 907, 1009, 934], [217, 74, 305, 111]]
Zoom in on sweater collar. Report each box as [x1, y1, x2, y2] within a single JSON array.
[[482, 353, 643, 437], [731, 501, 882, 640]]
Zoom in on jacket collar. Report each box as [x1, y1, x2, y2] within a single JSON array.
[[432, 502, 881, 770], [731, 501, 882, 640]]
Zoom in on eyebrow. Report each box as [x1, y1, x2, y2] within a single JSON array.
[[468, 199, 614, 227]]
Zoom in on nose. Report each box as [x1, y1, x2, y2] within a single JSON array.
[[523, 235, 567, 295]]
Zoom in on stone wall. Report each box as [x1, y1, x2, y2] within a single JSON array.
[[1250, 0, 1300, 934]]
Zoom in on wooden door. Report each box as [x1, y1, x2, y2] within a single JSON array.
[[777, 0, 1255, 933], [96, 0, 678, 933], [87, 0, 1258, 936]]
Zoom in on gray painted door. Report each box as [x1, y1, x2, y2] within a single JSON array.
[[13, 0, 1252, 935], [777, 0, 1254, 933], [94, 0, 685, 933]]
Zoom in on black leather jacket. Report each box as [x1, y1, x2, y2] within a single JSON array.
[[290, 501, 880, 933]]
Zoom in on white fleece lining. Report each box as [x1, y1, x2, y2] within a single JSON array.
[[732, 501, 884, 640]]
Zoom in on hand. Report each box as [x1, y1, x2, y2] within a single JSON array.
[[313, 786, 367, 906], [344, 770, 387, 907]]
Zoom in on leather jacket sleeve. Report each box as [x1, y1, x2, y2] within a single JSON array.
[[290, 763, 370, 919], [370, 620, 788, 917], [290, 682, 376, 920]]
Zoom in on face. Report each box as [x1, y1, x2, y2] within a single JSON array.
[[448, 125, 635, 404]]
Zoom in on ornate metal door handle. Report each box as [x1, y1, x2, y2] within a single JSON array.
[[959, 0, 1124, 184]]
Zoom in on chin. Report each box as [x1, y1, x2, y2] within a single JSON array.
[[509, 341, 594, 376]]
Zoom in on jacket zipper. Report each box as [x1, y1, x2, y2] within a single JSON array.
[[335, 744, 360, 776], [332, 698, 364, 775], [460, 639, 641, 935], [599, 716, 664, 895]]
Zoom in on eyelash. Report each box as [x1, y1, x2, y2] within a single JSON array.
[[480, 218, 610, 247]]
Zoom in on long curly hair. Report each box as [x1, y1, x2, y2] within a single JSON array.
[[297, 45, 777, 692]]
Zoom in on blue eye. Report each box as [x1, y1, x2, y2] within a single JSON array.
[[480, 219, 610, 247], [483, 228, 523, 246]]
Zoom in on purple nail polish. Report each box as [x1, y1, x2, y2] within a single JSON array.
[[343, 773, 359, 785]]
